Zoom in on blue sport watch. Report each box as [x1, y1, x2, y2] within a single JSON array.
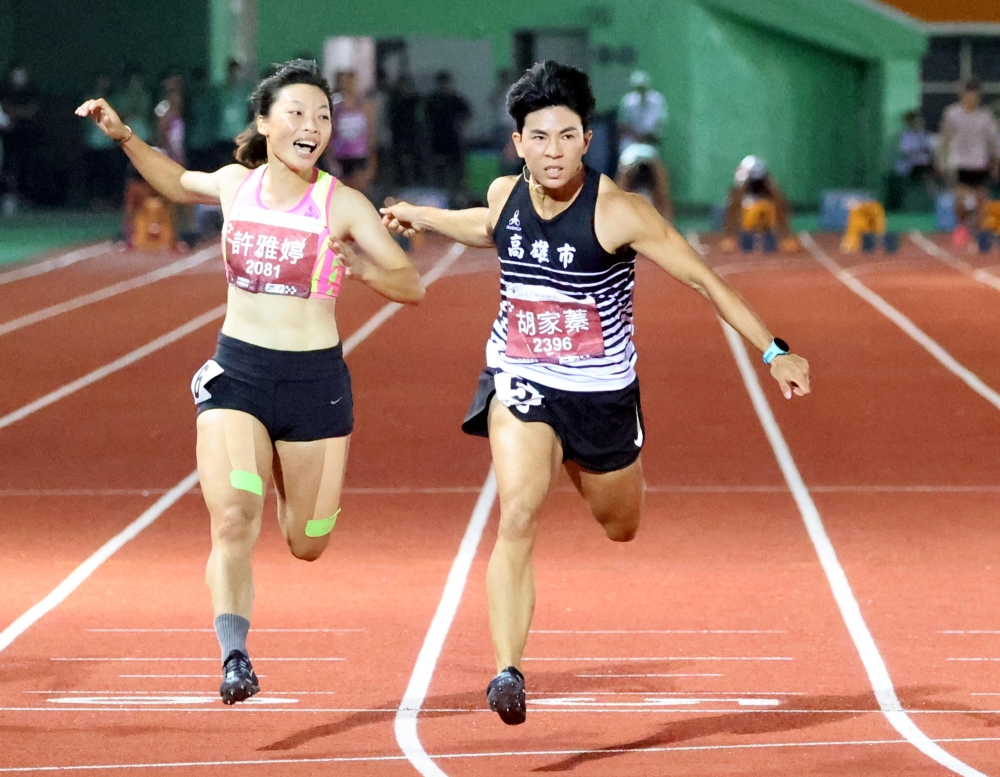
[[762, 338, 790, 365]]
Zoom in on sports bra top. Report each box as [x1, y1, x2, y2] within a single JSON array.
[[222, 165, 344, 299]]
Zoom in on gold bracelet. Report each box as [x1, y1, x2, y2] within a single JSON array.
[[116, 125, 134, 145]]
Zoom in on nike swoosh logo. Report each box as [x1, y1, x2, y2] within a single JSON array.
[[634, 407, 643, 447], [330, 397, 343, 405]]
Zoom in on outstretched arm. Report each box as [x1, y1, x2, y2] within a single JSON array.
[[75, 97, 239, 204], [381, 201, 493, 247], [380, 174, 515, 248], [622, 193, 811, 399]]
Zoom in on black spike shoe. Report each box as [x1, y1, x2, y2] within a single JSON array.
[[220, 649, 259, 704], [486, 665, 526, 725]]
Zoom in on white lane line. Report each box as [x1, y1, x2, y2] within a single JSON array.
[[531, 690, 804, 696], [0, 489, 173, 496], [0, 705, 993, 716], [51, 657, 343, 662], [0, 246, 218, 337], [534, 629, 785, 635], [28, 690, 331, 695], [3, 737, 1000, 773], [6, 483, 1000, 497], [87, 628, 361, 633], [801, 232, 1000, 413], [342, 242, 465, 354], [394, 467, 498, 777], [523, 656, 793, 662], [0, 242, 112, 286], [941, 631, 1000, 635], [118, 672, 258, 680], [0, 473, 200, 654], [910, 231, 1000, 293], [577, 673, 724, 678], [722, 319, 987, 777], [531, 696, 782, 708], [948, 658, 1000, 662], [0, 305, 227, 432], [0, 243, 465, 654]]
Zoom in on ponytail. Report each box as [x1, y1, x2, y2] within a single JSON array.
[[234, 124, 267, 168]]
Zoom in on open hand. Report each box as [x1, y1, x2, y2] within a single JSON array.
[[770, 353, 811, 399], [74, 98, 130, 142], [332, 238, 370, 283]]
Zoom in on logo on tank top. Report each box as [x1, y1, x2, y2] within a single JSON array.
[[556, 243, 576, 268], [507, 210, 521, 232], [303, 203, 321, 219]]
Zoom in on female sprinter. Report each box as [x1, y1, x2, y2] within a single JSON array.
[[77, 60, 424, 704]]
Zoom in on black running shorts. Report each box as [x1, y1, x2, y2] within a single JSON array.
[[191, 333, 353, 442], [462, 367, 644, 473]]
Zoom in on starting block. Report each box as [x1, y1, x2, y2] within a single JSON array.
[[860, 232, 900, 253], [739, 230, 778, 253]]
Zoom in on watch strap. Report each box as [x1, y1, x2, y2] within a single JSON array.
[[762, 338, 789, 365]]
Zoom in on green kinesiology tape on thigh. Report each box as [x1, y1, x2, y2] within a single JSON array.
[[305, 508, 341, 538], [229, 470, 263, 496]]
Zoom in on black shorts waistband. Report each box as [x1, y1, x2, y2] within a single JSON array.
[[215, 332, 345, 380]]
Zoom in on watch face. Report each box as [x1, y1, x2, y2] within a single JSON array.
[[773, 337, 789, 353]]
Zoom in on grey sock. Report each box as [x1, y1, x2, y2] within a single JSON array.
[[214, 614, 250, 661]]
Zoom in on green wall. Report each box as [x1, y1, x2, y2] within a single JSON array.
[[3, 0, 210, 97], [685, 7, 869, 203], [254, 0, 924, 207]]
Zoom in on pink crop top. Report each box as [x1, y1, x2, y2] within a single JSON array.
[[222, 165, 344, 299]]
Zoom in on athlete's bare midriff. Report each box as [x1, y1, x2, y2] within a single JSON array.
[[221, 287, 340, 351]]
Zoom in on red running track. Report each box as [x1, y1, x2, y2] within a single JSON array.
[[0, 233, 997, 775]]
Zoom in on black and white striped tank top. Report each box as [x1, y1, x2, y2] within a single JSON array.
[[487, 167, 638, 392]]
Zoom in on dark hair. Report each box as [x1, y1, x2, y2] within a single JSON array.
[[506, 60, 595, 133], [234, 59, 334, 168], [964, 78, 981, 93]]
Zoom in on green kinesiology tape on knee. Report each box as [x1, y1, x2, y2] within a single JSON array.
[[229, 470, 263, 496], [305, 508, 341, 538]]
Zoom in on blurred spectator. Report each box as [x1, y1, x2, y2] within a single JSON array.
[[0, 101, 8, 172], [887, 110, 938, 210], [156, 71, 185, 165], [186, 66, 218, 171], [938, 79, 1000, 248], [425, 70, 471, 192], [719, 156, 799, 253], [617, 70, 667, 148], [113, 66, 153, 143], [492, 68, 520, 176], [216, 58, 252, 165], [0, 62, 41, 216], [616, 70, 671, 219], [370, 71, 392, 189], [82, 74, 120, 207], [388, 74, 422, 186], [329, 70, 375, 193]]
